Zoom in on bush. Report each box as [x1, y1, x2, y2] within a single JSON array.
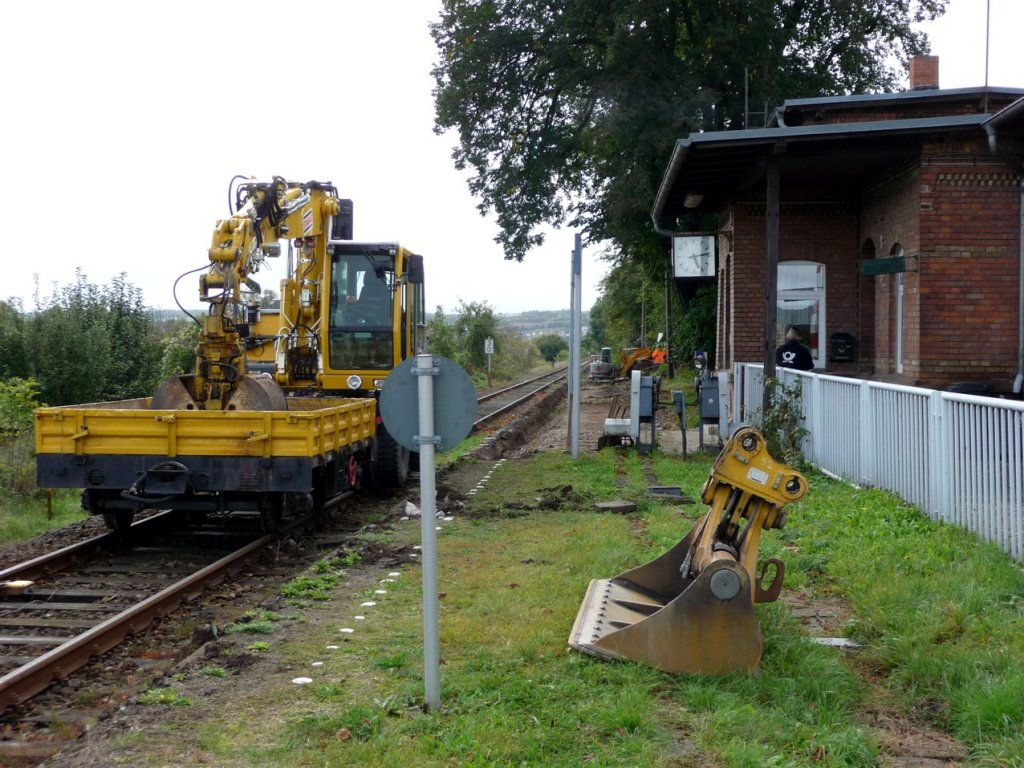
[[758, 377, 808, 468], [0, 378, 42, 493]]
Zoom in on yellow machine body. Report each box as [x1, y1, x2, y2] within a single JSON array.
[[569, 426, 807, 674], [36, 177, 425, 529], [156, 178, 426, 411]]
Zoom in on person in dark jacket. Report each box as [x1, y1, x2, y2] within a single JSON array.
[[775, 326, 814, 371]]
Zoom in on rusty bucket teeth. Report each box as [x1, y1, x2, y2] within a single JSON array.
[[568, 561, 763, 675]]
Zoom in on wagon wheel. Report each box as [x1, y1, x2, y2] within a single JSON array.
[[102, 510, 134, 535], [260, 495, 283, 534]]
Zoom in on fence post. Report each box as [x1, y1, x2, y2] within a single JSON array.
[[928, 390, 950, 522], [809, 374, 822, 467], [732, 363, 744, 425], [859, 381, 874, 486]]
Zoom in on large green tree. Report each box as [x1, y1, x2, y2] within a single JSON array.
[[0, 300, 29, 379], [432, 0, 945, 269], [533, 333, 568, 365], [27, 271, 162, 405]]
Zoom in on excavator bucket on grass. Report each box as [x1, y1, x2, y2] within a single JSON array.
[[569, 426, 807, 674]]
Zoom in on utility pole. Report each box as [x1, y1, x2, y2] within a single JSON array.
[[568, 233, 582, 458]]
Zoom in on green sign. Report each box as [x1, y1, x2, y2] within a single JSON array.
[[861, 256, 918, 276]]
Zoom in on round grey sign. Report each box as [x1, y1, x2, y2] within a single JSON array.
[[379, 355, 477, 452]]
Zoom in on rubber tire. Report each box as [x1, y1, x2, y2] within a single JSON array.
[[372, 425, 410, 489]]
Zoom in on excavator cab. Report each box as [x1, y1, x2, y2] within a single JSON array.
[[569, 426, 806, 674]]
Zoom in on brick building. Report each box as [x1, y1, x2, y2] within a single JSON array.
[[652, 58, 1024, 394]]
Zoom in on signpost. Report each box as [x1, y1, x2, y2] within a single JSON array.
[[484, 336, 494, 387], [379, 354, 476, 712]]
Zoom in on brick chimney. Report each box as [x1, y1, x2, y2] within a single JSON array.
[[909, 55, 939, 90]]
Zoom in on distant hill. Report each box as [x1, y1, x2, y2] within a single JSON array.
[[149, 307, 589, 339], [499, 309, 589, 338]]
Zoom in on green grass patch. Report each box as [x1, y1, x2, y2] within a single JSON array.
[[225, 609, 283, 635], [781, 477, 1024, 757], [281, 572, 342, 601], [138, 687, 192, 707], [0, 488, 89, 545], [141, 444, 1024, 766]]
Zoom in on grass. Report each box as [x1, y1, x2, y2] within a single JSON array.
[[138, 687, 193, 707], [258, 448, 1021, 766], [224, 610, 284, 636], [20, 437, 1024, 767], [0, 488, 89, 545]]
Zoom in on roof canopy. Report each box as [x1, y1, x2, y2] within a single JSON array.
[[652, 89, 1024, 227]]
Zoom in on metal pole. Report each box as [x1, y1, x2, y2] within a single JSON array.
[[763, 153, 781, 414], [984, 0, 991, 113], [415, 353, 440, 711], [570, 233, 582, 458]]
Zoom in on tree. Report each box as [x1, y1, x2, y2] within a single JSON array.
[[432, 0, 945, 272], [427, 300, 501, 373], [673, 282, 717, 368], [28, 271, 161, 405], [584, 299, 607, 352], [158, 319, 201, 380], [0, 300, 29, 379], [0, 377, 42, 493], [427, 302, 540, 381], [103, 274, 162, 401], [260, 288, 279, 309], [534, 333, 568, 365]]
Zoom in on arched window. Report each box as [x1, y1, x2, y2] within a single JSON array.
[[777, 261, 825, 367]]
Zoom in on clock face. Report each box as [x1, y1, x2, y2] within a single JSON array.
[[672, 235, 715, 278]]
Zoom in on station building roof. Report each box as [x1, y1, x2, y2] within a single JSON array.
[[652, 87, 1024, 227]]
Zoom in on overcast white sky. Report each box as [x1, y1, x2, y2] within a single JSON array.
[[1, 0, 1020, 316]]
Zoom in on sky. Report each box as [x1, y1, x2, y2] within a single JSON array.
[[1, 0, 1020, 317]]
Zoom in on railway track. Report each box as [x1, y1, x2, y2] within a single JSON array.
[[0, 507, 335, 764], [474, 366, 570, 427], [0, 368, 566, 762]]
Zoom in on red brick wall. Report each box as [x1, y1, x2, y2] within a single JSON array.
[[855, 141, 1021, 389], [723, 203, 859, 371], [918, 141, 1021, 389], [860, 165, 921, 376]]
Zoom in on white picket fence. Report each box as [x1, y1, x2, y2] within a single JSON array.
[[731, 363, 1024, 563]]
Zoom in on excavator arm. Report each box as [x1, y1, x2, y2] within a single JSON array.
[[153, 178, 344, 411]]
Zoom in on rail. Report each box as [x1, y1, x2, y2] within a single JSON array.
[[475, 367, 569, 427], [0, 507, 327, 712], [733, 363, 1024, 563]]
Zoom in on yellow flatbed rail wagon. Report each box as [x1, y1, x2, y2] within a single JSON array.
[[35, 395, 375, 532]]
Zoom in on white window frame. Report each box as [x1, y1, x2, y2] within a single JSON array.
[[777, 261, 826, 367]]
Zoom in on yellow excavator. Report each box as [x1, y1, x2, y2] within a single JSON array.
[[151, 175, 425, 486], [37, 177, 425, 532], [569, 426, 807, 674]]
